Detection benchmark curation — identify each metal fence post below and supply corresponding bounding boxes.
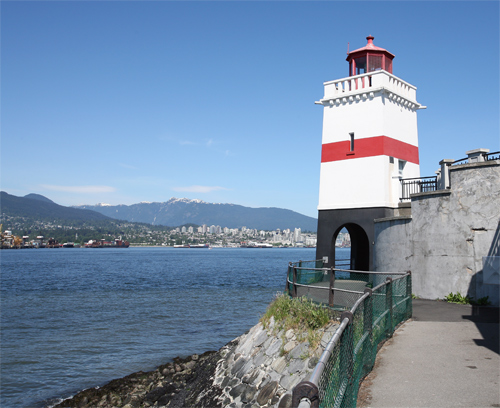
[406,271,412,319]
[293,266,298,298]
[385,277,393,337]
[286,263,292,295]
[363,288,373,339]
[329,266,336,307]
[340,311,354,385]
[363,289,374,373]
[292,381,319,408]
[363,288,373,330]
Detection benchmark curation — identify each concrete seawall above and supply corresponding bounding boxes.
[213,317,338,407]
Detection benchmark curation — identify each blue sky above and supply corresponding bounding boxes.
[2,1,499,218]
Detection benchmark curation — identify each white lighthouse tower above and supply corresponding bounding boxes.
[315,36,425,270]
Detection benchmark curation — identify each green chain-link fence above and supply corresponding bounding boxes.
[286,260,409,312]
[290,262,412,408]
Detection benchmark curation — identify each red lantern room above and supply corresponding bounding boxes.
[347,35,395,76]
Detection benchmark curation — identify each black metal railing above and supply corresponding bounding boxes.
[453,151,500,165]
[335,258,351,269]
[452,157,468,166]
[400,176,437,201]
[486,151,500,161]
[399,150,498,202]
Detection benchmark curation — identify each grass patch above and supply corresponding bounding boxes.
[445,292,491,306]
[472,296,491,306]
[445,292,472,304]
[260,293,331,352]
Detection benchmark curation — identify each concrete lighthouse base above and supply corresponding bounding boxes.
[316,206,396,271]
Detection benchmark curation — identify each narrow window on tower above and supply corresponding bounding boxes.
[349,133,355,151]
[398,160,406,178]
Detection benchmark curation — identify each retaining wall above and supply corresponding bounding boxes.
[374,161,500,306]
[213,317,339,408]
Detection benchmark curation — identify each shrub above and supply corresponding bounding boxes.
[445,292,492,306]
[472,296,491,306]
[445,292,472,304]
[260,293,331,351]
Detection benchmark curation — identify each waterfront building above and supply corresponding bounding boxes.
[294,228,302,243]
[305,235,317,247]
[315,36,425,270]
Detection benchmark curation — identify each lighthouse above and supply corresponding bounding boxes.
[315,36,425,270]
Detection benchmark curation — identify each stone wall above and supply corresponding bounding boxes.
[53,318,339,408]
[374,160,500,306]
[213,317,338,408]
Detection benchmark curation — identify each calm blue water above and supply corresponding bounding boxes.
[0,247,346,408]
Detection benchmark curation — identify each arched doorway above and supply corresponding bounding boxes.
[330,223,370,271]
[316,207,394,271]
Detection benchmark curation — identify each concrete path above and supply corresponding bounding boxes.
[358,299,500,408]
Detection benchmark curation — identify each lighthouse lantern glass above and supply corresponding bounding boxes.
[354,57,366,75]
[369,55,383,72]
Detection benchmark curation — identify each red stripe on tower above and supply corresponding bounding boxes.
[321,136,419,164]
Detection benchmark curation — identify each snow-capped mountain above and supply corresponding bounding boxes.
[75,197,317,231]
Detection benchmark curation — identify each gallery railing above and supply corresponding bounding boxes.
[400,176,437,201]
[400,150,500,201]
[486,151,500,161]
[452,151,500,165]
[286,262,412,408]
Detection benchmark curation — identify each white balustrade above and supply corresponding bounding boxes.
[323,71,417,103]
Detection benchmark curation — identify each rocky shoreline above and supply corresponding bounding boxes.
[52,349,227,408]
[52,317,339,408]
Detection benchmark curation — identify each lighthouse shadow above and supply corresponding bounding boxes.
[464,221,500,354]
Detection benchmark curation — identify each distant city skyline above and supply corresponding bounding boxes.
[2,1,498,218]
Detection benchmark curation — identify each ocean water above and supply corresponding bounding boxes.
[0,247,351,408]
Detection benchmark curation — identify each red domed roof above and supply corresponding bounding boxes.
[347,36,395,59]
[346,36,395,75]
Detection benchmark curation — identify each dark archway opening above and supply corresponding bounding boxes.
[330,223,370,272]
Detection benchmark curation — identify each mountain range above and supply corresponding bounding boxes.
[76,198,318,231]
[1,192,317,231]
[1,191,112,222]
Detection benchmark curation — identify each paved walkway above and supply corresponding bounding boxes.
[358,299,500,408]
